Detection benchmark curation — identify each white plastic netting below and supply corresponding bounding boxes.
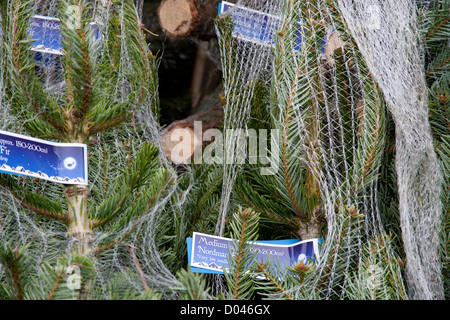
[216,0,389,300]
[215,1,281,237]
[0,0,445,300]
[0,0,183,298]
[336,0,444,300]
[215,0,444,300]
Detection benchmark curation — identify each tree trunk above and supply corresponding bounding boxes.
[157,0,219,40]
[298,217,321,240]
[65,185,93,256]
[161,86,224,164]
[190,40,222,113]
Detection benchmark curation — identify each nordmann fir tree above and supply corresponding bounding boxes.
[0,0,447,301]
[224,0,386,241]
[216,0,408,300]
[0,0,173,299]
[211,0,447,301]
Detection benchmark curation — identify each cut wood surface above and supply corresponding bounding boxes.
[158,0,219,40]
[161,86,224,163]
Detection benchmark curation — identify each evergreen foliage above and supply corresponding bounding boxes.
[0,0,173,299]
[0,0,448,300]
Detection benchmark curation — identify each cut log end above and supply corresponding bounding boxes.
[158,0,200,38]
[161,85,224,165]
[161,124,201,164]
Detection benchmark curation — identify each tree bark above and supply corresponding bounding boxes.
[298,217,322,240]
[190,41,222,113]
[157,0,219,40]
[161,86,224,163]
[324,30,345,67]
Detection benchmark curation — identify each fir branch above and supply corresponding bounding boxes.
[223,208,260,300]
[425,16,450,42]
[343,233,407,300]
[233,177,301,231]
[87,109,130,136]
[316,209,364,298]
[92,216,140,255]
[255,262,294,300]
[125,244,149,291]
[93,168,173,253]
[59,0,97,140]
[3,0,65,138]
[24,254,96,300]
[269,0,324,236]
[427,55,450,78]
[273,1,310,220]
[89,142,163,227]
[46,267,65,300]
[0,174,66,222]
[172,268,211,300]
[0,243,33,300]
[192,168,222,223]
[279,62,307,219]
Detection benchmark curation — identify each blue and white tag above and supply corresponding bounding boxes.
[29,15,100,56]
[218,1,281,47]
[218,1,302,49]
[0,130,88,185]
[29,15,64,55]
[188,232,321,274]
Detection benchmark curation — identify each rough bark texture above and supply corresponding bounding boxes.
[190,41,222,113]
[298,217,322,240]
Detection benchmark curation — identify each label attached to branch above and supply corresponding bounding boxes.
[29,16,64,55]
[187,232,321,275]
[0,130,88,185]
[218,1,302,49]
[29,15,100,56]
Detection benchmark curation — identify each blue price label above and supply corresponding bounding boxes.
[0,130,88,185]
[188,232,321,275]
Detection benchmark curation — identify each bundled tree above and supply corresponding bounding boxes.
[216,0,401,300]
[213,0,447,300]
[0,0,174,299]
[0,0,448,301]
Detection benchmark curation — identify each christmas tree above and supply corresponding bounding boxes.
[0,0,448,301]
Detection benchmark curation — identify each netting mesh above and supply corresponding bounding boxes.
[215,2,281,237]
[217,0,386,300]
[0,0,446,300]
[336,0,444,300]
[215,0,444,300]
[0,0,183,299]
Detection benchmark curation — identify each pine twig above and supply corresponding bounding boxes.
[256,262,294,300]
[125,244,149,291]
